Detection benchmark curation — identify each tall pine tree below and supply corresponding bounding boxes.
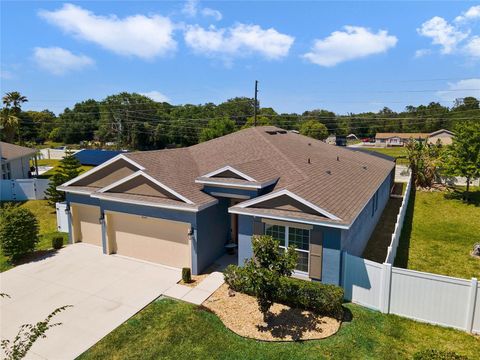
[45,150,81,207]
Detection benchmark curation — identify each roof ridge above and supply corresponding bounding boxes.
[256,129,309,182]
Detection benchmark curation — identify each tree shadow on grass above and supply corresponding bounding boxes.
[444,187,480,207]
[393,187,416,268]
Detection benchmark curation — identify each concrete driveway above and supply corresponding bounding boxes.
[0,243,181,360]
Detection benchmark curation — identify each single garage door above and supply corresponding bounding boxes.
[107,212,191,268]
[71,203,102,246]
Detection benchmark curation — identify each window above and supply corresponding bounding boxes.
[371,191,379,217]
[1,163,11,180]
[265,223,310,273]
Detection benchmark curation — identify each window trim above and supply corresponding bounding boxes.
[265,223,310,276]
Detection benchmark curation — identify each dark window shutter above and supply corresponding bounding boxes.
[309,227,323,280]
[252,218,264,235]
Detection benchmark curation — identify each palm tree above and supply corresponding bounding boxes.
[2,91,28,111]
[1,91,27,142]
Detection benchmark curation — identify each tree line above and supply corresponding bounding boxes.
[1,91,479,150]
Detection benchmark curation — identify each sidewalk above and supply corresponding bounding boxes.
[163,271,224,305]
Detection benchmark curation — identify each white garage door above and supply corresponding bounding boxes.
[72,203,102,247]
[106,212,191,268]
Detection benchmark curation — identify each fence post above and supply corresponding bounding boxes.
[380,262,392,313]
[465,277,478,333]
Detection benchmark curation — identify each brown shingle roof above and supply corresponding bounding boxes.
[0,142,36,160]
[120,126,394,225]
[375,132,429,140]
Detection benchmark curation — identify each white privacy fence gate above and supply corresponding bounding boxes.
[0,179,50,201]
[342,253,479,334]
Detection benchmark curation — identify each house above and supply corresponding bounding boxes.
[375,133,429,147]
[58,127,395,285]
[0,141,37,179]
[427,129,455,145]
[74,149,127,166]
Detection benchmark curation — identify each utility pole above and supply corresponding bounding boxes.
[253,80,258,127]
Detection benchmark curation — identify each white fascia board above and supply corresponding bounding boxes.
[235,189,341,221]
[97,170,194,205]
[195,179,261,189]
[62,154,144,187]
[56,187,94,195]
[202,165,256,182]
[91,193,200,213]
[195,178,277,190]
[228,208,350,230]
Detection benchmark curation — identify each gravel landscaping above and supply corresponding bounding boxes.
[203,284,340,341]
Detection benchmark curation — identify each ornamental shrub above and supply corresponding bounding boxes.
[0,206,39,261]
[51,236,64,250]
[182,267,192,283]
[413,349,469,360]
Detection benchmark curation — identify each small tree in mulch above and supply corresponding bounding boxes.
[243,235,297,321]
[0,206,39,262]
[45,150,82,207]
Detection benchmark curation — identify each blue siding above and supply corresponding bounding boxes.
[67,193,100,207]
[341,171,393,256]
[238,215,254,265]
[195,198,230,274]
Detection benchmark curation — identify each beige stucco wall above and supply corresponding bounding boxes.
[71,203,102,246]
[106,211,191,268]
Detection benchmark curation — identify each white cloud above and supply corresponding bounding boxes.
[202,8,222,21]
[0,69,13,79]
[184,24,294,60]
[182,0,198,17]
[414,48,431,58]
[33,47,94,75]
[454,5,480,23]
[141,91,170,103]
[302,26,397,67]
[437,78,480,102]
[182,0,222,21]
[417,16,469,54]
[465,36,480,58]
[39,3,176,60]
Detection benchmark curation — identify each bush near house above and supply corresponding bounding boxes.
[224,264,344,318]
[0,206,39,262]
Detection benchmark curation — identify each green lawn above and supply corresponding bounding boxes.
[78,298,479,360]
[0,200,67,272]
[395,187,480,279]
[363,147,409,165]
[35,159,93,179]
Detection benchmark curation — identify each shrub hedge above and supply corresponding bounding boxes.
[224,264,344,318]
[51,236,64,250]
[413,349,469,360]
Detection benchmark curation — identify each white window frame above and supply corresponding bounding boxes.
[264,223,310,276]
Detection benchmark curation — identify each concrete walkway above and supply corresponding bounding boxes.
[164,272,224,305]
[0,244,181,360]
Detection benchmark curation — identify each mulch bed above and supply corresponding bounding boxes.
[203,284,341,341]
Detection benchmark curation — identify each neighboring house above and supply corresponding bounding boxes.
[375,133,429,147]
[427,129,455,145]
[58,127,394,285]
[74,149,127,166]
[0,141,37,179]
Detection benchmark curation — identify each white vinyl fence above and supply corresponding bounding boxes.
[385,174,412,264]
[343,172,479,334]
[55,202,69,233]
[342,253,479,334]
[0,179,50,201]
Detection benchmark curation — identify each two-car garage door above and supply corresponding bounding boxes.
[71,204,191,269]
[106,212,191,269]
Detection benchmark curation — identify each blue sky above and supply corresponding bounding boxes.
[1,1,479,115]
